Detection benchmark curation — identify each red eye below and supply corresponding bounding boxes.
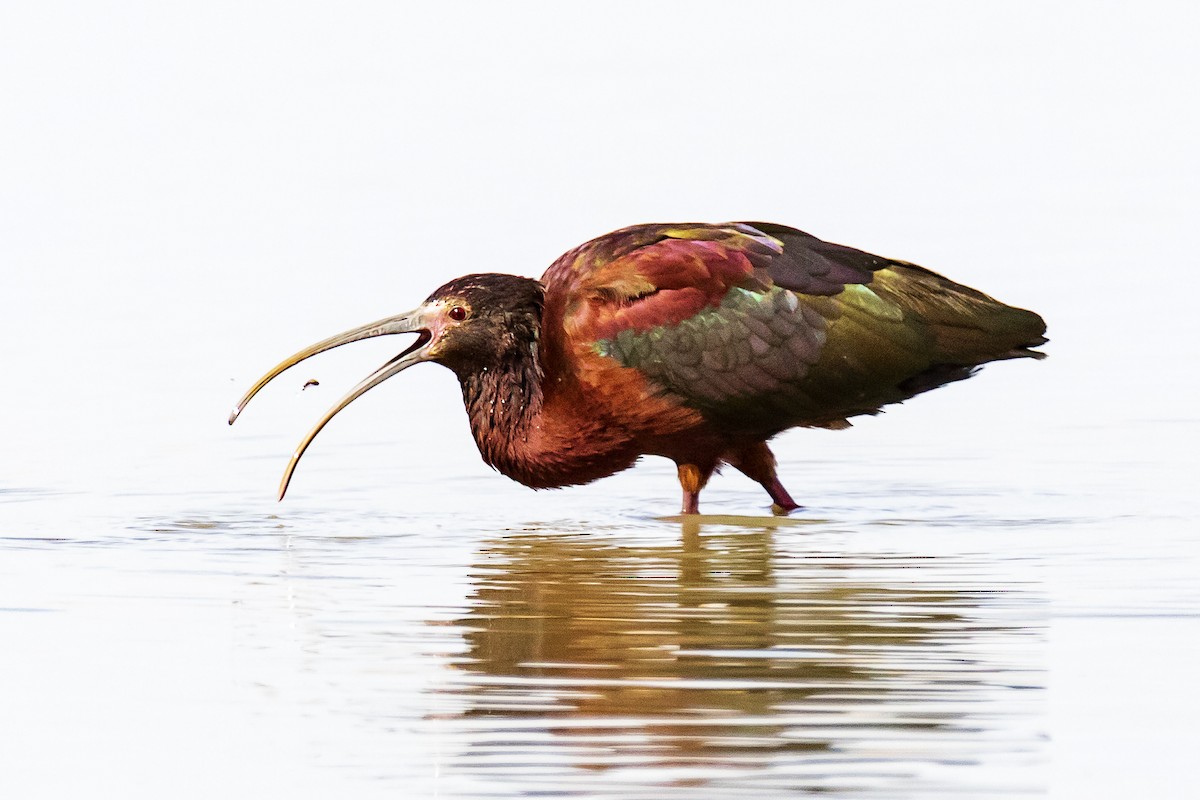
[448,306,468,321]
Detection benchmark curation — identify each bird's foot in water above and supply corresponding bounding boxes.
[678,464,710,515]
[770,501,802,517]
[765,477,801,516]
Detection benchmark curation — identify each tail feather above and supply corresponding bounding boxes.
[872,263,1048,366]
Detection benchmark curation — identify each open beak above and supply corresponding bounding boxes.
[228,305,436,500]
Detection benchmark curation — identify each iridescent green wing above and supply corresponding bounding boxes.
[557,222,1045,434]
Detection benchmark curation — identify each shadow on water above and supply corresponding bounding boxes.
[437,518,1045,797]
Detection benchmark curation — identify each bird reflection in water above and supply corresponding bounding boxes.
[437,521,1043,792]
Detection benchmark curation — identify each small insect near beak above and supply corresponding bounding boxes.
[228,304,440,499]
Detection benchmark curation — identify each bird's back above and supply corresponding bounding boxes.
[542,222,1046,438]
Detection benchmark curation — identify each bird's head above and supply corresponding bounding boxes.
[418,274,545,378]
[228,272,544,498]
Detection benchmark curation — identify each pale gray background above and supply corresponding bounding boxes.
[2,2,1197,798]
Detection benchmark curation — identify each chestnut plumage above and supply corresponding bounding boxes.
[229,222,1046,514]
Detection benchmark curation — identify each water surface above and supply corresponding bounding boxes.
[4,418,1195,799]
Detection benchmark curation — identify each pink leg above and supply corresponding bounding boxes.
[764,476,801,515]
[677,462,713,515]
[727,442,803,515]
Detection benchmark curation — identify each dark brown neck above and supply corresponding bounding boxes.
[456,341,546,477]
[455,347,640,490]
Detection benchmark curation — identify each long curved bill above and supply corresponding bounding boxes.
[228,307,435,500]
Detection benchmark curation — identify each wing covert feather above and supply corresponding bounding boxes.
[541,221,1045,435]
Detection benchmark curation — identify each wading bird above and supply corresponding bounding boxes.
[229,222,1046,514]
